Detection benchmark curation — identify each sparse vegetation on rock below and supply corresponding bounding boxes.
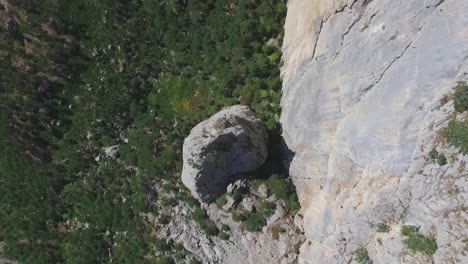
[401,226,437,256]
[453,82,468,112]
[354,248,370,264]
[191,208,219,237]
[263,174,300,212]
[245,202,277,232]
[444,120,468,154]
[428,148,448,165]
[376,223,391,233]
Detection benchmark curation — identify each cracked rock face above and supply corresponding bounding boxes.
[182,105,268,203]
[281,0,468,263]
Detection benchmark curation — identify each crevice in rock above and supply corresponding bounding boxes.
[357,41,412,101]
[314,1,359,60]
[433,0,446,9]
[349,0,361,10]
[332,12,365,61]
[311,20,324,60]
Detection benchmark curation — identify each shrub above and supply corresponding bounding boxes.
[219,232,230,240]
[158,214,170,225]
[268,52,280,63]
[354,248,370,264]
[178,192,200,208]
[245,212,265,232]
[161,196,178,207]
[189,258,201,264]
[376,223,390,233]
[437,153,447,165]
[172,243,187,260]
[261,44,274,55]
[445,120,468,154]
[216,194,228,208]
[429,148,439,160]
[401,226,437,255]
[191,208,206,223]
[221,224,230,232]
[219,226,230,240]
[428,149,448,165]
[245,202,277,232]
[232,212,247,222]
[454,82,468,112]
[230,188,243,202]
[154,239,171,252]
[191,208,219,236]
[258,201,276,216]
[264,174,300,212]
[154,256,175,264]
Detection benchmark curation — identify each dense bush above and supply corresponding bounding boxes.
[245,202,276,232]
[191,208,219,236]
[0,0,288,262]
[264,174,300,212]
[401,226,437,255]
[444,120,468,154]
[454,82,468,112]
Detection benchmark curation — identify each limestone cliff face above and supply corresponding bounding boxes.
[281,0,468,263]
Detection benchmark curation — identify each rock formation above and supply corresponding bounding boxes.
[281,0,468,263]
[182,105,268,203]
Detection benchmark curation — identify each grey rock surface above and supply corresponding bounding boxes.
[182,105,268,203]
[281,0,468,263]
[151,183,305,264]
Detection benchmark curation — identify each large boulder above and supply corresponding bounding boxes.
[182,105,268,203]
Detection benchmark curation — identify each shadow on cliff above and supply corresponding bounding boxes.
[252,126,295,180]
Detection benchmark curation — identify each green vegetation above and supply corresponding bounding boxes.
[219,224,231,240]
[428,149,448,165]
[245,202,277,232]
[437,153,447,165]
[441,82,468,156]
[463,238,468,248]
[354,248,370,264]
[376,223,391,233]
[445,120,468,154]
[263,174,300,212]
[216,194,229,208]
[191,208,219,237]
[401,226,437,255]
[232,212,248,223]
[0,0,289,262]
[453,82,468,112]
[271,225,287,240]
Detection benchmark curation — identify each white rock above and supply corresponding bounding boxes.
[241,197,256,212]
[103,145,119,159]
[277,237,289,256]
[257,184,269,198]
[182,105,268,202]
[281,0,468,263]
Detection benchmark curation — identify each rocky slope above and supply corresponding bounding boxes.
[280,0,468,263]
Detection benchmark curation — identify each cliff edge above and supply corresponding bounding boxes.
[281,0,468,263]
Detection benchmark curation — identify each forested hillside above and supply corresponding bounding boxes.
[0,0,288,263]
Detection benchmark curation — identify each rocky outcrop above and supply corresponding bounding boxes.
[155,178,305,264]
[182,105,268,203]
[281,0,468,263]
